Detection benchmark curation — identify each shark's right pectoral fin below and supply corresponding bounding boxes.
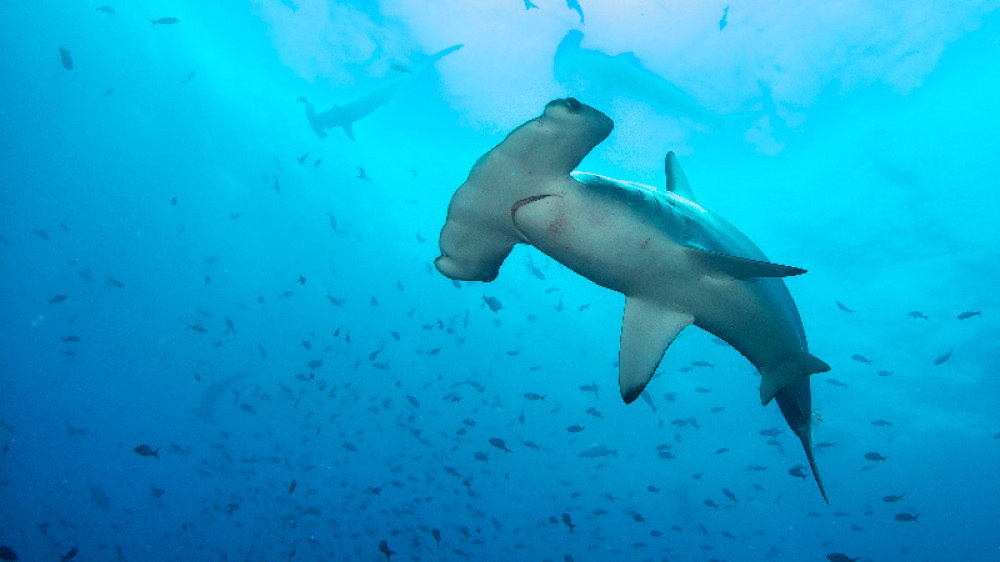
[619,298,694,403]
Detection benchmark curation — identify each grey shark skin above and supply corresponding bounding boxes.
[554,31,723,130]
[299,44,462,140]
[436,98,830,502]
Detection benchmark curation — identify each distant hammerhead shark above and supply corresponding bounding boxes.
[298,44,462,140]
[554,31,724,129]
[435,98,830,502]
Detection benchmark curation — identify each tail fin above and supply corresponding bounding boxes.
[775,377,829,504]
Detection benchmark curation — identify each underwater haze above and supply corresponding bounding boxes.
[1,1,999,561]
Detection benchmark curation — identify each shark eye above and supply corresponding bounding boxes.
[565,97,581,111]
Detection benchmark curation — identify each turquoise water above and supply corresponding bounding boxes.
[1,1,998,560]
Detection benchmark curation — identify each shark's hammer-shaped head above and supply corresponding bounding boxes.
[435,98,612,282]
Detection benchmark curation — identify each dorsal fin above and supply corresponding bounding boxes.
[665,151,696,203]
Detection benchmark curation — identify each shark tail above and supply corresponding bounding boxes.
[801,435,828,504]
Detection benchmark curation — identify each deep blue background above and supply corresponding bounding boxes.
[1,1,998,560]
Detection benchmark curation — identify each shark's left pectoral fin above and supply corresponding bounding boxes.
[619,298,694,404]
[688,248,806,279]
[342,123,356,141]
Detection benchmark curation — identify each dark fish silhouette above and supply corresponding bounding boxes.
[150,17,180,25]
[907,310,929,320]
[566,424,584,433]
[957,310,981,319]
[0,546,17,561]
[933,349,952,365]
[378,539,395,561]
[835,301,854,313]
[96,6,115,14]
[482,294,503,312]
[851,354,872,364]
[826,554,860,562]
[894,512,919,522]
[719,5,729,30]
[49,294,68,304]
[882,493,905,502]
[288,479,296,494]
[58,46,73,70]
[523,392,546,401]
[431,528,441,545]
[133,444,160,458]
[864,452,887,462]
[489,437,511,453]
[60,547,79,561]
[561,512,576,532]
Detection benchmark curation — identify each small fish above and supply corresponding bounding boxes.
[107,276,125,288]
[647,485,660,493]
[288,479,296,495]
[746,465,767,472]
[49,294,68,304]
[187,324,207,334]
[957,310,981,320]
[133,444,160,458]
[566,424,584,433]
[835,301,854,313]
[578,382,598,398]
[297,152,309,165]
[61,335,81,343]
[826,554,860,562]
[405,395,420,408]
[561,512,576,533]
[933,349,952,365]
[378,539,396,561]
[907,310,929,320]
[719,4,729,31]
[882,493,905,503]
[578,444,617,458]
[722,488,738,503]
[150,17,180,26]
[585,406,603,420]
[703,499,719,510]
[60,546,79,561]
[489,437,511,453]
[482,294,503,312]
[871,420,893,427]
[389,62,412,73]
[851,354,872,364]
[297,274,306,285]
[356,166,368,180]
[826,378,848,388]
[864,452,888,462]
[894,512,919,523]
[473,451,489,462]
[58,46,74,70]
[788,465,808,479]
[96,6,115,14]
[523,392,546,401]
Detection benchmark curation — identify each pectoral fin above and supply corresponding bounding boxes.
[688,248,806,278]
[619,298,693,403]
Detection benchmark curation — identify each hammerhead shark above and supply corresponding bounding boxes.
[435,98,830,502]
[298,44,462,140]
[554,31,724,129]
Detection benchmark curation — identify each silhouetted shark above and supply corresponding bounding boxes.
[299,44,462,140]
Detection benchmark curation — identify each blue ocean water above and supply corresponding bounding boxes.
[1,1,999,560]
